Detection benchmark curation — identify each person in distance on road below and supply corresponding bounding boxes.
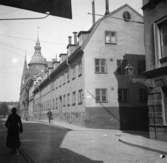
[5,107,23,154]
[47,110,53,124]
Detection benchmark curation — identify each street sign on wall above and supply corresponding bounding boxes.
[0,0,72,19]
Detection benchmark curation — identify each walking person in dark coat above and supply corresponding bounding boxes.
[47,110,53,124]
[5,107,23,154]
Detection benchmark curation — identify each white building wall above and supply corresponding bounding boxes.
[84,6,145,107]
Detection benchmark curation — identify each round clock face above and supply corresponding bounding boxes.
[123,11,131,22]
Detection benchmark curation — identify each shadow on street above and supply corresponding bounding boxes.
[21,123,103,163]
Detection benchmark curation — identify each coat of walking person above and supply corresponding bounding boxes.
[5,107,23,154]
[47,110,53,124]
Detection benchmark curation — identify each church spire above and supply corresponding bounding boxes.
[20,53,29,90]
[34,35,41,56]
[23,53,28,74]
[24,54,27,69]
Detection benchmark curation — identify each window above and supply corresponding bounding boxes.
[63,95,66,107]
[149,105,163,125]
[148,92,163,125]
[67,69,70,82]
[95,59,107,73]
[159,19,167,59]
[154,18,167,63]
[67,93,70,106]
[95,88,107,103]
[53,99,55,110]
[63,73,66,85]
[137,60,145,75]
[78,61,82,76]
[72,66,76,80]
[59,77,61,87]
[122,11,131,22]
[139,88,147,103]
[72,91,76,105]
[56,98,58,109]
[118,88,128,102]
[78,89,83,105]
[105,31,117,44]
[117,59,127,75]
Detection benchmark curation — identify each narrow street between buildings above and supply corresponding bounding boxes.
[0,119,167,163]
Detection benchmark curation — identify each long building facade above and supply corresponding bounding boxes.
[142,0,167,140]
[24,4,148,131]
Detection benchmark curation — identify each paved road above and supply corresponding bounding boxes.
[0,119,166,163]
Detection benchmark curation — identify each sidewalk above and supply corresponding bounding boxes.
[118,134,167,155]
[28,119,167,155]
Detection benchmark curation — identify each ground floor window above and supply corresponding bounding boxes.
[95,88,107,103]
[72,91,76,105]
[78,89,83,105]
[148,92,163,125]
[118,88,128,103]
[149,105,163,125]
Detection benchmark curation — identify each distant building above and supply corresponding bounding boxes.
[0,101,19,111]
[27,4,147,130]
[19,36,49,120]
[142,0,167,140]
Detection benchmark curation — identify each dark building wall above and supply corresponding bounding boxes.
[143,1,167,70]
[84,106,148,131]
[143,0,167,141]
[84,107,120,129]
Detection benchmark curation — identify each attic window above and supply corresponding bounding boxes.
[105,31,117,44]
[123,11,131,22]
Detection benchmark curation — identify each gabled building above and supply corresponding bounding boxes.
[142,0,167,140]
[30,4,148,130]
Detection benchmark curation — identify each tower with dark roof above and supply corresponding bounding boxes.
[19,36,47,119]
[28,37,47,76]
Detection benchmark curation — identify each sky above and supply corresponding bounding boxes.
[0,0,143,102]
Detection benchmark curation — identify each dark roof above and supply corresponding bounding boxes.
[142,0,163,10]
[78,31,91,37]
[59,53,67,57]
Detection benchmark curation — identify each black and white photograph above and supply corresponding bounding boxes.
[0,0,167,162]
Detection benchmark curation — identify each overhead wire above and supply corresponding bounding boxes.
[0,33,66,45]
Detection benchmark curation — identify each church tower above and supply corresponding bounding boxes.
[20,55,29,91]
[19,55,30,119]
[28,36,47,76]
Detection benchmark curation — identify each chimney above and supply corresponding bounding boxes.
[52,58,60,69]
[105,0,109,15]
[68,36,72,45]
[59,53,67,63]
[73,32,77,45]
[92,0,95,25]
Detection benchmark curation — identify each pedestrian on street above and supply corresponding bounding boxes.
[47,110,53,124]
[5,107,23,154]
